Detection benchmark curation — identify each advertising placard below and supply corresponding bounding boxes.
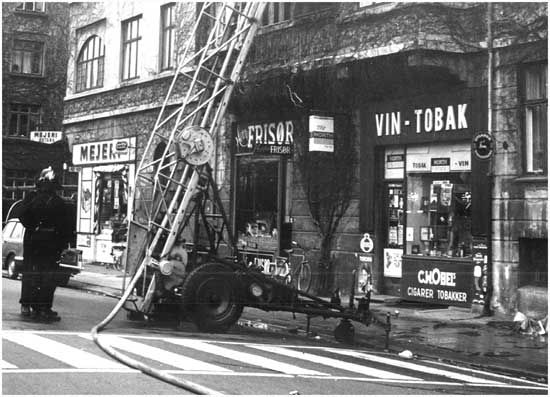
[401,256,474,307]
[309,115,334,152]
[383,248,402,278]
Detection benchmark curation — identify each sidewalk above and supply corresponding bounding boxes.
[69,264,548,383]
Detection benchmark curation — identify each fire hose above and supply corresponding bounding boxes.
[90,261,221,395]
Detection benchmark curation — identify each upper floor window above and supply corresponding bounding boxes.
[261,3,334,26]
[76,35,105,92]
[121,16,142,81]
[16,2,45,12]
[160,3,176,71]
[7,104,41,137]
[522,62,547,174]
[262,2,292,25]
[11,40,44,75]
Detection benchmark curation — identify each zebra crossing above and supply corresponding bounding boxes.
[2,330,547,391]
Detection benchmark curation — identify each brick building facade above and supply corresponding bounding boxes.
[63,2,547,318]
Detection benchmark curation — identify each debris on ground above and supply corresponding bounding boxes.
[513,312,547,336]
[398,350,414,359]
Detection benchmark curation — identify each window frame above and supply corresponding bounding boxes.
[160,3,176,71]
[11,39,44,76]
[76,35,105,92]
[121,15,142,81]
[15,2,45,13]
[7,103,41,137]
[520,61,548,176]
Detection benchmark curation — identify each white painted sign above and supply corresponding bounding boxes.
[375,103,469,137]
[360,233,374,253]
[309,115,334,152]
[73,137,136,166]
[30,131,62,144]
[406,142,471,173]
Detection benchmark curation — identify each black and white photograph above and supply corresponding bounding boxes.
[2,2,548,395]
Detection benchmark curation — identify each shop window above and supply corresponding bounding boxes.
[7,104,41,137]
[76,35,105,92]
[519,238,548,287]
[11,40,44,75]
[16,2,45,12]
[160,3,176,71]
[522,62,547,175]
[95,172,128,233]
[121,15,142,81]
[406,173,472,258]
[236,157,280,251]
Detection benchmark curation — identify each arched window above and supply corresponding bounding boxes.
[76,35,105,92]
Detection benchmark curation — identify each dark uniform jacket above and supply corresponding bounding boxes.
[19,190,71,271]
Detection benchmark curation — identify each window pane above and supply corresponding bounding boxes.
[525,64,547,100]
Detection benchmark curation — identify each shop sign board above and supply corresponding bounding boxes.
[365,89,484,146]
[401,257,474,307]
[73,137,136,165]
[309,115,334,152]
[30,130,62,144]
[236,120,294,155]
[406,142,471,173]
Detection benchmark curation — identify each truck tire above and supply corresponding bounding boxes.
[181,262,243,333]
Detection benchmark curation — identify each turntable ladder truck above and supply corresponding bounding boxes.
[123,1,382,343]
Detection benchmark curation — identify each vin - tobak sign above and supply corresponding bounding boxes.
[401,257,474,307]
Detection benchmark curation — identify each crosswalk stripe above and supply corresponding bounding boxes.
[2,359,18,369]
[80,334,231,372]
[322,348,504,385]
[248,345,420,380]
[2,332,127,369]
[164,338,327,376]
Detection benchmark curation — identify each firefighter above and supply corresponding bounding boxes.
[18,166,72,321]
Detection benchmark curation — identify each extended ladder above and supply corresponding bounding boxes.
[125,3,266,308]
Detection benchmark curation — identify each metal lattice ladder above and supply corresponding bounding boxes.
[124,2,266,311]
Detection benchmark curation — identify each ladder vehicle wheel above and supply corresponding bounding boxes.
[181,262,243,333]
[296,263,312,293]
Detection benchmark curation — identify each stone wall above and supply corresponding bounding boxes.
[491,36,548,315]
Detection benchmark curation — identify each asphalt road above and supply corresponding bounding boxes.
[2,277,547,395]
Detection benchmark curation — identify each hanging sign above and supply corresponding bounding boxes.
[309,115,334,152]
[30,131,62,144]
[359,233,374,253]
[472,132,494,160]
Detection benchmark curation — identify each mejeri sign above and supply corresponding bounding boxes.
[73,137,136,165]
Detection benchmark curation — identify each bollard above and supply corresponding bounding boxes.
[384,312,391,351]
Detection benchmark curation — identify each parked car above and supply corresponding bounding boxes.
[2,218,82,286]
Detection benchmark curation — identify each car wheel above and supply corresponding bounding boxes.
[6,256,18,280]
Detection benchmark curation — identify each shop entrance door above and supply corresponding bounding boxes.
[381,182,404,295]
